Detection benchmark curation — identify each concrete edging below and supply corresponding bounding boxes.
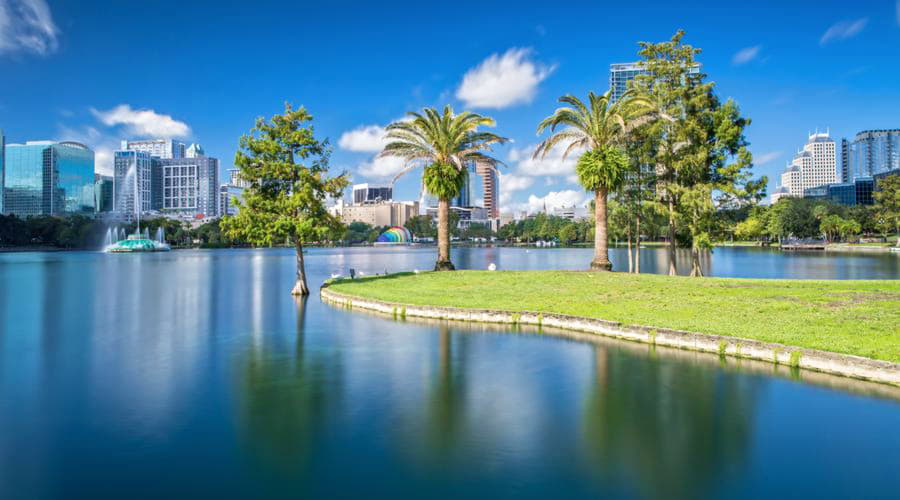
[320,284,900,387]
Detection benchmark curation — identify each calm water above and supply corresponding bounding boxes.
[0,246,898,499]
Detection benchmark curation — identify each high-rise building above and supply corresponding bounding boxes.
[341,201,419,227]
[185,143,204,158]
[352,183,392,204]
[846,129,900,181]
[228,169,251,188]
[121,138,186,159]
[776,131,837,199]
[451,163,474,208]
[114,150,156,216]
[609,61,701,102]
[3,141,95,217]
[159,155,219,217]
[94,174,114,212]
[840,138,850,183]
[475,162,499,219]
[219,184,243,217]
[609,63,646,103]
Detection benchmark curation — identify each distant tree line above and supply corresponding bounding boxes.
[0,214,244,250]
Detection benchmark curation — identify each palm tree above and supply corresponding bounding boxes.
[379,106,508,271]
[535,90,654,271]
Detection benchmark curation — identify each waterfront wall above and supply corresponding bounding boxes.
[320,285,900,387]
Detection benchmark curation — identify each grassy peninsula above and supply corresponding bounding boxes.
[328,271,900,363]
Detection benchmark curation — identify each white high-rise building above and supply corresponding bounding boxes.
[776,131,837,199]
[122,139,186,159]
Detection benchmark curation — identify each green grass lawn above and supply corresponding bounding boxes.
[329,271,900,363]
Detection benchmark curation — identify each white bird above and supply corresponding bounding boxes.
[330,273,342,279]
[358,271,366,276]
[488,263,497,271]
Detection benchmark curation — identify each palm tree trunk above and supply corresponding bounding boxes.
[291,239,309,295]
[667,196,677,276]
[626,228,633,273]
[435,198,455,271]
[590,188,612,271]
[635,211,641,274]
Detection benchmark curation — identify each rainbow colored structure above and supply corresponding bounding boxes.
[375,226,412,244]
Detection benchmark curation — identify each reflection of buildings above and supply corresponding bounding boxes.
[3,140,96,217]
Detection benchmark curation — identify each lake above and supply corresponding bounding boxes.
[0,246,898,499]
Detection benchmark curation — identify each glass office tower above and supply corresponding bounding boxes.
[609,61,701,102]
[848,130,900,181]
[3,141,95,217]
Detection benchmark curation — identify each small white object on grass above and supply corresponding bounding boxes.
[330,273,342,279]
[488,263,497,271]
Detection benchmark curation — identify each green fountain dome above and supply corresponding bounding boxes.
[105,233,171,253]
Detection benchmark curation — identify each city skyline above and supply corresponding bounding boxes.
[2,1,900,213]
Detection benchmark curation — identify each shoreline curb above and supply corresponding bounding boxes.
[320,284,900,387]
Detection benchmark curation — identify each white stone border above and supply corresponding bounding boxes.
[321,284,900,387]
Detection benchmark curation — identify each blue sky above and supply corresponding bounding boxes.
[2,0,899,213]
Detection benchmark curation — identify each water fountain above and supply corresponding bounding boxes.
[103,163,171,253]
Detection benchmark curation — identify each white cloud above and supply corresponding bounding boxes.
[507,142,584,177]
[732,45,761,65]
[356,156,408,180]
[338,124,387,152]
[456,47,554,109]
[497,172,534,209]
[0,0,58,56]
[754,151,782,166]
[521,190,589,215]
[820,18,868,45]
[90,104,191,138]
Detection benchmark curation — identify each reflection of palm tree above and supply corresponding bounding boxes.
[580,344,760,499]
[421,324,468,460]
[234,296,342,470]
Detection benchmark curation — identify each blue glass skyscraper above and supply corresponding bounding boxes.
[847,130,900,181]
[3,141,95,217]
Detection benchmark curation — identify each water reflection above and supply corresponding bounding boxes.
[411,325,470,464]
[0,248,897,498]
[234,296,342,470]
[580,345,760,498]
